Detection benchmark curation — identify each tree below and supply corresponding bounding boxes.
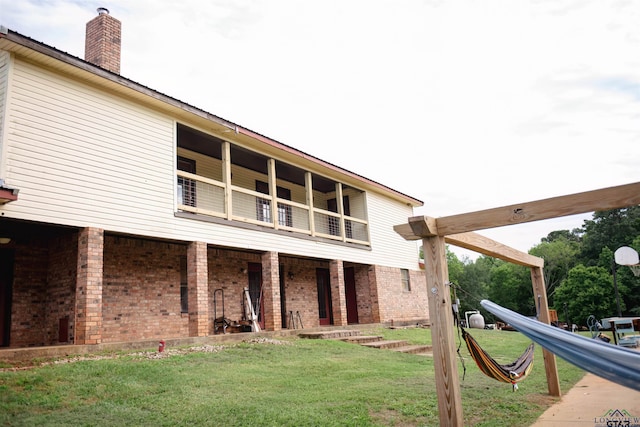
[529,236,580,305]
[486,261,533,316]
[553,265,619,325]
[446,246,465,286]
[541,228,582,244]
[579,207,640,265]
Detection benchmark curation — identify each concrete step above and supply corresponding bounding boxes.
[360,340,408,350]
[341,335,384,344]
[392,344,433,355]
[298,330,362,340]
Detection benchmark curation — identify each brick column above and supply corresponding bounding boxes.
[368,265,382,323]
[261,251,281,331]
[330,259,348,326]
[187,241,209,337]
[75,227,104,345]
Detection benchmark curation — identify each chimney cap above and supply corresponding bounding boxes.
[97,7,110,15]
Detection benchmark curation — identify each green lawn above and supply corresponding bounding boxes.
[0,328,584,426]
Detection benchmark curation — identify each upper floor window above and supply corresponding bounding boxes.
[177,157,196,207]
[256,181,292,227]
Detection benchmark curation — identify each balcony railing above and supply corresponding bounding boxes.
[176,171,369,245]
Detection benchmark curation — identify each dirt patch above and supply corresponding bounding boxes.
[0,338,292,371]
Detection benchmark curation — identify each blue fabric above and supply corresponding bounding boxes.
[481,300,640,392]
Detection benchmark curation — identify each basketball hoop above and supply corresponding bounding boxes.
[630,264,640,277]
[615,246,640,266]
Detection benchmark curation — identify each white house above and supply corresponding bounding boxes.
[0,10,427,349]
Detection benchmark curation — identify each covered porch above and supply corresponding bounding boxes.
[0,218,422,350]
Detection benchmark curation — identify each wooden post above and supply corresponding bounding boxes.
[423,235,463,426]
[530,266,561,396]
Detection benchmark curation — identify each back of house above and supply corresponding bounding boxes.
[0,10,427,349]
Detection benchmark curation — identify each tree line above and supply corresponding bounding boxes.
[444,206,640,327]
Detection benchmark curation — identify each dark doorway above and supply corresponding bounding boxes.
[0,250,14,347]
[316,268,332,326]
[344,267,359,324]
[248,263,265,330]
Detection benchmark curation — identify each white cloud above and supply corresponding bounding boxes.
[2,0,639,259]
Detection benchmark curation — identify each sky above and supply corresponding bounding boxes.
[2,0,639,260]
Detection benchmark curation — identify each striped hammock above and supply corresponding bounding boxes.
[481,299,640,392]
[462,327,535,391]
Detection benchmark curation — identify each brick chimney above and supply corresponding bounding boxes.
[84,7,121,74]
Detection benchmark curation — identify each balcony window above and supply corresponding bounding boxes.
[256,181,292,227]
[177,157,196,207]
[175,123,370,245]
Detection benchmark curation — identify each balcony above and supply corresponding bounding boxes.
[175,124,370,246]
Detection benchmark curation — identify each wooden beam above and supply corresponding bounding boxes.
[423,235,463,426]
[434,182,640,236]
[392,222,421,241]
[530,266,561,397]
[393,215,438,240]
[445,232,544,268]
[410,215,438,237]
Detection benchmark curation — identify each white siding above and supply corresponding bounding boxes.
[4,59,175,233]
[0,51,10,173]
[366,191,420,269]
[2,58,420,270]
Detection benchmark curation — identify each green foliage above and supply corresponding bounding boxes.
[529,237,580,305]
[447,207,640,323]
[553,265,619,323]
[579,206,640,265]
[487,262,534,316]
[447,246,465,285]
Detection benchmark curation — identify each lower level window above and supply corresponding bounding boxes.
[401,269,411,292]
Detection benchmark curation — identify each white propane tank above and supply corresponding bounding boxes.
[469,312,485,329]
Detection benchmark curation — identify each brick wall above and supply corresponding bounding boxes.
[353,264,375,324]
[207,248,262,332]
[6,233,79,348]
[102,235,188,342]
[6,230,428,348]
[45,233,78,345]
[9,242,48,347]
[279,257,333,329]
[371,265,429,325]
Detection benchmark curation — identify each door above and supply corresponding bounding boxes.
[0,250,14,347]
[344,267,359,324]
[316,268,332,326]
[248,263,265,330]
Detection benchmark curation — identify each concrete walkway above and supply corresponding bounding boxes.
[530,373,640,426]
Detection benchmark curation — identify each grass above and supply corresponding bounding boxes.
[0,328,585,426]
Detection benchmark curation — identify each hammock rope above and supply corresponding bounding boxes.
[451,284,535,391]
[461,328,535,391]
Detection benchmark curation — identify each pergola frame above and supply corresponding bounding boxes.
[394,181,640,426]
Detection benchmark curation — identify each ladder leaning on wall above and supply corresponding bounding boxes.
[243,287,261,332]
